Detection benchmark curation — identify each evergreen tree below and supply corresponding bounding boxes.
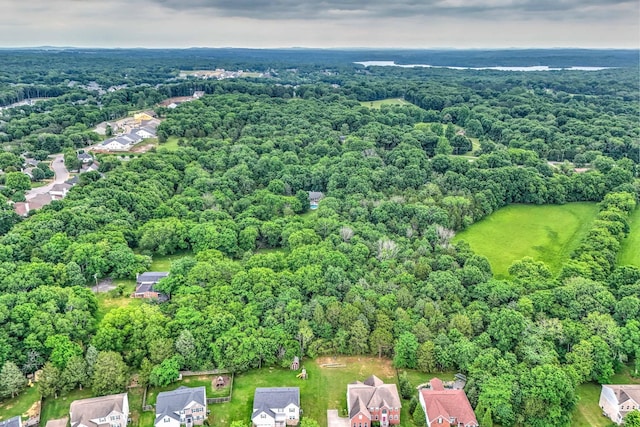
[0,361,26,398]
[481,408,494,427]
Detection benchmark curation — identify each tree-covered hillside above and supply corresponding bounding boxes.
[0,50,638,426]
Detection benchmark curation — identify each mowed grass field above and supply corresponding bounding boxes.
[360,98,412,109]
[618,207,640,267]
[454,203,599,277]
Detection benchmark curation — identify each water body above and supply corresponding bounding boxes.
[354,61,611,71]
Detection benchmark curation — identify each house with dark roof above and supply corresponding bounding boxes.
[0,416,22,427]
[308,191,324,210]
[347,375,401,427]
[600,384,640,425]
[155,386,207,427]
[69,393,129,427]
[78,153,93,164]
[132,272,169,301]
[418,378,478,427]
[252,387,300,427]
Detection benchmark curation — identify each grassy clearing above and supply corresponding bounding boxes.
[209,356,448,427]
[618,207,640,267]
[0,385,40,421]
[158,136,181,152]
[360,98,411,109]
[454,203,599,277]
[149,250,193,271]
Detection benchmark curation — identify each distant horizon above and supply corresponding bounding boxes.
[0,46,638,51]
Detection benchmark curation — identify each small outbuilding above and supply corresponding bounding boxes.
[290,356,299,371]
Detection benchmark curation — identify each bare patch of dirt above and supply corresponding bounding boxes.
[91,278,116,293]
[25,400,40,418]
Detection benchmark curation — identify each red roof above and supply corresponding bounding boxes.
[420,379,478,427]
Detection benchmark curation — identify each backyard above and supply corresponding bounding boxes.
[618,206,640,267]
[209,356,452,427]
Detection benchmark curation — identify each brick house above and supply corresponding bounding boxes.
[418,378,478,427]
[347,375,402,427]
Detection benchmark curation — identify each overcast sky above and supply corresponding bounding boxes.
[1,0,638,48]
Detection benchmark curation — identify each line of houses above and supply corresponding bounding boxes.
[97,113,160,152]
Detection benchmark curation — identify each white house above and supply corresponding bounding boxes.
[70,393,129,427]
[600,384,640,425]
[134,127,155,139]
[252,388,300,427]
[101,137,132,151]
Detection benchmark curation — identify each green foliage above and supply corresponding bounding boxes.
[481,408,494,427]
[412,400,426,427]
[398,371,412,399]
[91,351,128,395]
[149,357,181,387]
[625,410,640,427]
[38,362,61,398]
[393,333,419,369]
[0,361,26,399]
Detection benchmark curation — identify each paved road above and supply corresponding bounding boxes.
[25,153,69,201]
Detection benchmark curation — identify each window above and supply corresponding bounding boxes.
[164,417,170,423]
[290,408,295,412]
[261,414,267,419]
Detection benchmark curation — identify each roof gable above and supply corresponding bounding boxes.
[155,386,206,424]
[252,387,300,419]
[420,384,478,427]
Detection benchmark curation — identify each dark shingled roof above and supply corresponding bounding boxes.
[137,272,169,284]
[155,386,206,424]
[0,416,21,427]
[252,387,300,419]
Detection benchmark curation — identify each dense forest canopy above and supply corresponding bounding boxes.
[0,48,638,427]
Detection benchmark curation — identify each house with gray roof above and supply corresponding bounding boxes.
[252,387,300,427]
[0,416,22,427]
[69,393,129,427]
[155,386,207,427]
[132,272,170,301]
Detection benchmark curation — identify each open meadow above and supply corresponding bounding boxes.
[618,207,640,267]
[453,203,599,277]
[360,98,412,109]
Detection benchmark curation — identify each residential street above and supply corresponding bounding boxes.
[25,153,69,201]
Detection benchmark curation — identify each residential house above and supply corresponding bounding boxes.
[77,153,93,164]
[0,416,22,427]
[50,183,72,199]
[347,375,402,427]
[252,387,300,427]
[45,418,68,427]
[132,272,170,300]
[600,384,640,425]
[69,393,129,427]
[155,386,207,427]
[308,191,324,209]
[134,127,155,139]
[14,193,54,216]
[100,137,133,151]
[418,378,478,427]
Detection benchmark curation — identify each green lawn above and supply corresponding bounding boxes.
[158,136,181,152]
[146,375,231,406]
[453,203,599,277]
[209,356,447,427]
[618,207,640,267]
[149,251,193,271]
[360,98,412,109]
[0,385,40,422]
[40,388,93,425]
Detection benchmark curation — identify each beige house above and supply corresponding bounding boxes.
[599,384,640,425]
[347,375,402,427]
[70,393,129,427]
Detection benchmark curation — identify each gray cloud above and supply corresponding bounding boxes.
[148,0,639,20]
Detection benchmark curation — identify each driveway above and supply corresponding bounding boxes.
[25,153,69,201]
[327,410,350,427]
